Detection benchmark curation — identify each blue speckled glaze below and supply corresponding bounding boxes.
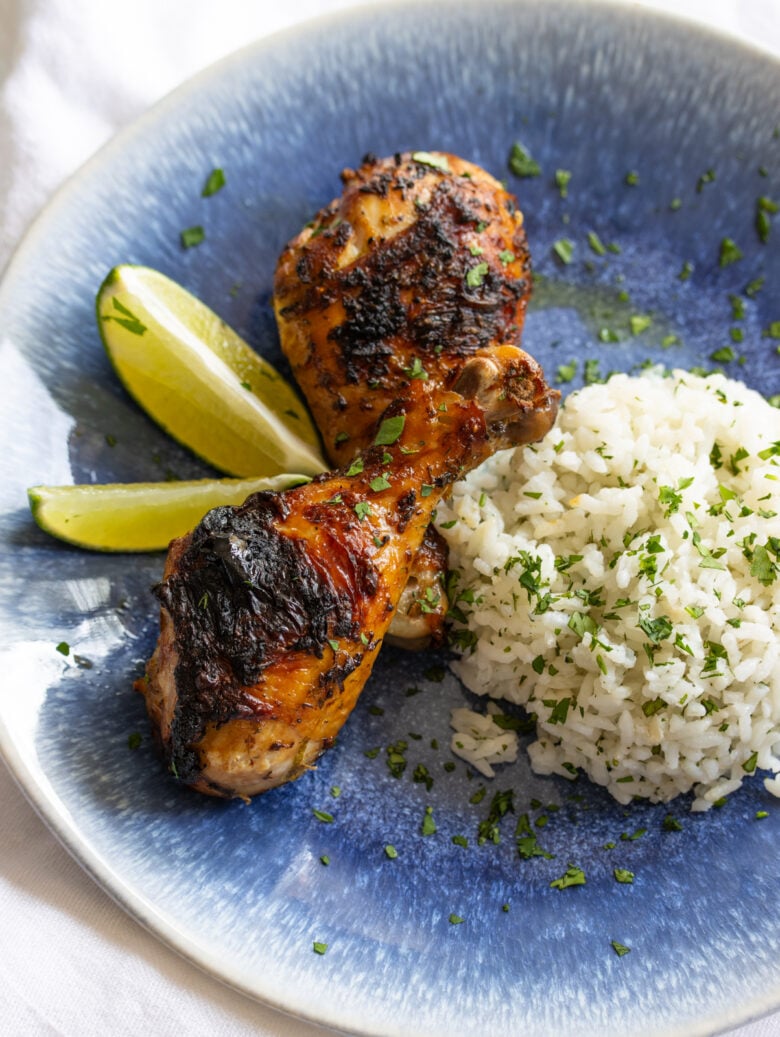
[2,2,780,1034]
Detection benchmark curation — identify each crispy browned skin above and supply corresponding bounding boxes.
[138,344,558,799]
[273,151,539,645]
[274,151,533,463]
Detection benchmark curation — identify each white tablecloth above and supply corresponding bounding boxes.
[1,1,779,1034]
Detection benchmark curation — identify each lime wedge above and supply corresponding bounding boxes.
[28,474,309,552]
[96,265,326,477]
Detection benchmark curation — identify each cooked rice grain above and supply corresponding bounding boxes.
[439,369,780,810]
[449,703,520,778]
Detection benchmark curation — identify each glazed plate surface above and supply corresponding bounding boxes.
[1,2,780,1034]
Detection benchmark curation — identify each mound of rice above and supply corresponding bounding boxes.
[438,368,780,811]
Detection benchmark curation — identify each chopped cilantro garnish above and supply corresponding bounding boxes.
[477,789,515,845]
[555,169,572,197]
[354,501,372,521]
[404,357,429,381]
[642,697,666,717]
[312,941,328,955]
[385,740,407,777]
[412,762,433,792]
[202,167,226,196]
[556,360,577,383]
[730,293,746,320]
[692,532,726,570]
[629,314,652,335]
[313,809,334,823]
[546,697,572,725]
[719,237,743,267]
[508,141,541,178]
[702,641,728,675]
[550,864,586,889]
[620,827,646,841]
[611,940,631,957]
[758,441,780,460]
[658,485,683,515]
[466,261,489,287]
[743,751,759,774]
[757,196,778,243]
[374,415,405,446]
[180,225,205,248]
[104,297,147,336]
[637,615,672,644]
[584,359,603,384]
[552,238,575,265]
[696,169,716,192]
[614,868,634,884]
[346,457,364,476]
[568,611,598,639]
[56,641,70,656]
[421,806,437,836]
[369,475,391,492]
[711,345,735,363]
[449,913,465,925]
[750,543,777,585]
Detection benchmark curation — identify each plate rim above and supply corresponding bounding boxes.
[2,1,780,1034]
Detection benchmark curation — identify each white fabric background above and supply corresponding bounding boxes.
[1,1,779,1034]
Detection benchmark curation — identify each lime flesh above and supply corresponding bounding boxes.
[28,474,309,552]
[96,265,326,477]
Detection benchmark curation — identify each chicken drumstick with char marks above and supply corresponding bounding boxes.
[274,151,540,648]
[138,344,558,799]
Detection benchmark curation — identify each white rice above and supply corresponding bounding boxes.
[438,368,780,811]
[449,702,519,778]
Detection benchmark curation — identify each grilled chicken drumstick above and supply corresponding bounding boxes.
[138,344,558,798]
[274,151,536,648]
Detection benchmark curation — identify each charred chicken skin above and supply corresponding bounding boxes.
[274,151,538,647]
[138,344,558,799]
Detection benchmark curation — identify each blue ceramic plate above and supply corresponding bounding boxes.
[2,2,780,1034]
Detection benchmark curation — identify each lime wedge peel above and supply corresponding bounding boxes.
[28,474,310,553]
[97,265,327,478]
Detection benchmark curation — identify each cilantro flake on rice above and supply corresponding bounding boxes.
[440,368,780,811]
